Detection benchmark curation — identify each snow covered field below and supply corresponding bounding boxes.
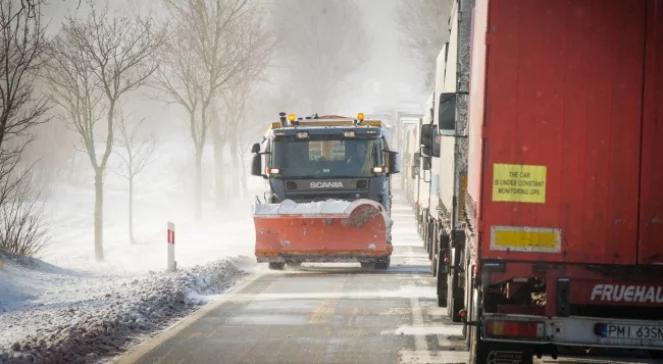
[0,137,262,363]
[0,256,252,363]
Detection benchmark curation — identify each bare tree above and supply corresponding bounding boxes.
[396,0,452,89]
[44,5,161,261]
[0,184,47,257]
[155,0,265,218]
[213,4,274,204]
[0,0,49,257]
[115,111,154,245]
[271,0,369,113]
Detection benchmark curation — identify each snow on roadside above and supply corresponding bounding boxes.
[0,254,253,364]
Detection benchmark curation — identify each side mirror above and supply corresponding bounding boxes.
[423,156,432,171]
[251,154,262,176]
[388,151,400,174]
[438,92,457,132]
[420,124,440,158]
[251,142,261,154]
[432,133,440,158]
[420,124,433,156]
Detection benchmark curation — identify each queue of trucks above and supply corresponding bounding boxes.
[403,0,663,362]
[248,0,663,361]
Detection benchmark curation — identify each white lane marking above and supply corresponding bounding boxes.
[400,350,468,364]
[410,295,432,362]
[211,286,437,302]
[383,325,463,336]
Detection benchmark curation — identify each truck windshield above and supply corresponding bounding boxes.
[271,138,384,178]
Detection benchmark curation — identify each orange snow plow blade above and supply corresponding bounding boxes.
[253,199,392,263]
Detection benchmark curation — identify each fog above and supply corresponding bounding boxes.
[0,0,449,271]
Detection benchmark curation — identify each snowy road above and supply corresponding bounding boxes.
[117,201,470,364]
[113,199,659,364]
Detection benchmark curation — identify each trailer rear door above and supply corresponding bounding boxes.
[639,0,663,265]
[481,0,646,264]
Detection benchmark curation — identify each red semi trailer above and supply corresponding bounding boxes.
[432,0,663,362]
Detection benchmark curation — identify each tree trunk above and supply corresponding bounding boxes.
[212,109,227,208]
[229,138,238,197]
[129,175,135,244]
[213,134,225,207]
[230,131,244,197]
[194,150,203,220]
[94,170,104,261]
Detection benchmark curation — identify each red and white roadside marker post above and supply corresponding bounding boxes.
[167,222,177,272]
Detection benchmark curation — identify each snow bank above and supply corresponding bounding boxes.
[0,255,250,364]
[253,199,353,216]
[253,198,389,216]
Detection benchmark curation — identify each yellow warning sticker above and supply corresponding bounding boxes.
[491,226,561,253]
[492,163,547,203]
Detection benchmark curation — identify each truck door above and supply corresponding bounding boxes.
[638,0,663,265]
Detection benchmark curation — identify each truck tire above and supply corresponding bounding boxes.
[436,254,448,307]
[375,257,390,270]
[268,262,285,270]
[449,271,464,322]
[360,262,376,269]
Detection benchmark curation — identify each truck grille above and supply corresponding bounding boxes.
[284,192,369,202]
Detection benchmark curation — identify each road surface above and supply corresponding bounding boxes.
[118,200,468,364]
[117,197,660,364]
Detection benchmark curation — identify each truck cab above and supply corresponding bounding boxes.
[251,114,399,212]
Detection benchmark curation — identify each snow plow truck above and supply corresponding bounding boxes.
[250,113,400,270]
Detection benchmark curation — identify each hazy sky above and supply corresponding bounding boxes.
[42,0,427,118]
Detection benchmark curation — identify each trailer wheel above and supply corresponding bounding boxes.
[449,271,464,322]
[436,255,448,307]
[375,257,390,270]
[360,262,376,270]
[427,223,435,260]
[268,262,285,270]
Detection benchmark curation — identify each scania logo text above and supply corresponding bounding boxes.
[309,181,344,189]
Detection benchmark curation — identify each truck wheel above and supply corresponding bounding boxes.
[431,252,438,277]
[449,271,464,322]
[375,257,390,270]
[268,262,285,270]
[436,261,448,307]
[360,262,376,269]
[428,224,435,260]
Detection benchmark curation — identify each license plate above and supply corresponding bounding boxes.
[595,323,663,340]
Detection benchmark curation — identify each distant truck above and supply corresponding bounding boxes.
[411,0,663,362]
[250,113,400,270]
